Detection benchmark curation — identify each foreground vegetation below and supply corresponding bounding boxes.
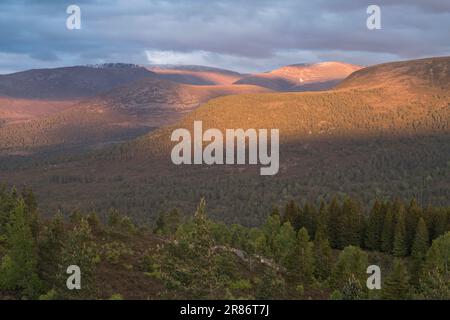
[0,185,448,300]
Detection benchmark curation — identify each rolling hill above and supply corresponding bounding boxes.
[0,77,271,151]
[1,57,449,226]
[234,62,361,91]
[147,65,243,85]
[0,63,156,100]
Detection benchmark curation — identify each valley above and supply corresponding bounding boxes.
[0,57,448,227]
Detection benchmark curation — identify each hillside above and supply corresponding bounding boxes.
[234,62,361,91]
[0,64,156,100]
[147,65,243,85]
[0,57,449,226]
[0,77,270,151]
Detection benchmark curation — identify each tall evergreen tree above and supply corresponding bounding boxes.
[381,206,394,253]
[411,217,430,282]
[331,245,368,291]
[0,199,42,298]
[393,207,408,257]
[405,199,422,253]
[328,197,342,249]
[286,228,314,284]
[382,259,411,300]
[341,197,363,247]
[365,199,384,251]
[419,232,450,299]
[283,200,300,231]
[313,228,332,281]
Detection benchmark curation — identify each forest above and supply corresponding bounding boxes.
[0,185,448,300]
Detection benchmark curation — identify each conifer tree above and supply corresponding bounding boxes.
[341,274,364,300]
[405,198,422,252]
[301,202,316,236]
[365,200,384,251]
[411,217,429,281]
[283,200,300,230]
[274,222,296,265]
[382,259,411,300]
[393,207,408,257]
[381,206,394,253]
[419,232,450,299]
[331,245,368,290]
[313,228,332,281]
[341,197,363,247]
[286,228,314,284]
[38,212,65,288]
[328,197,342,249]
[0,199,42,298]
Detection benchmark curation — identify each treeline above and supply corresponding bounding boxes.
[0,186,449,300]
[147,197,450,299]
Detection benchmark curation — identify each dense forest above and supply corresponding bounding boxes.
[0,185,448,300]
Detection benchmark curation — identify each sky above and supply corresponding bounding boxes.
[0,0,449,74]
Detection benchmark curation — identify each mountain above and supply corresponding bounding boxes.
[0,63,156,100]
[337,56,450,91]
[147,65,243,85]
[234,62,361,91]
[0,77,270,151]
[1,57,449,225]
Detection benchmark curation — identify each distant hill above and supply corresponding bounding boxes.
[0,77,270,150]
[338,56,450,91]
[0,64,156,100]
[234,62,361,91]
[147,65,243,85]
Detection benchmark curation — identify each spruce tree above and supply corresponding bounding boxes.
[382,259,411,300]
[419,232,450,299]
[365,200,384,251]
[286,227,314,284]
[313,228,332,281]
[405,199,422,253]
[341,197,363,247]
[393,207,408,257]
[331,245,368,290]
[381,207,394,253]
[328,197,342,249]
[411,217,429,282]
[0,199,42,298]
[283,200,300,230]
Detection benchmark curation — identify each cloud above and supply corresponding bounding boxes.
[0,0,449,73]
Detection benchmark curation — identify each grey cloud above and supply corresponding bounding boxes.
[0,0,449,73]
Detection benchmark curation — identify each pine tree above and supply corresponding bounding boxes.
[190,198,217,298]
[38,212,65,289]
[411,217,429,282]
[405,198,422,253]
[331,245,369,290]
[313,228,332,281]
[286,228,314,284]
[419,232,450,299]
[381,207,394,253]
[365,200,384,251]
[59,218,98,297]
[341,197,363,247]
[341,274,364,300]
[274,222,296,265]
[393,207,408,257]
[328,197,342,249]
[0,199,42,298]
[283,200,300,230]
[301,202,316,236]
[382,259,411,300]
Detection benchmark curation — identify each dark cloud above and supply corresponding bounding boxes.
[0,0,449,73]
